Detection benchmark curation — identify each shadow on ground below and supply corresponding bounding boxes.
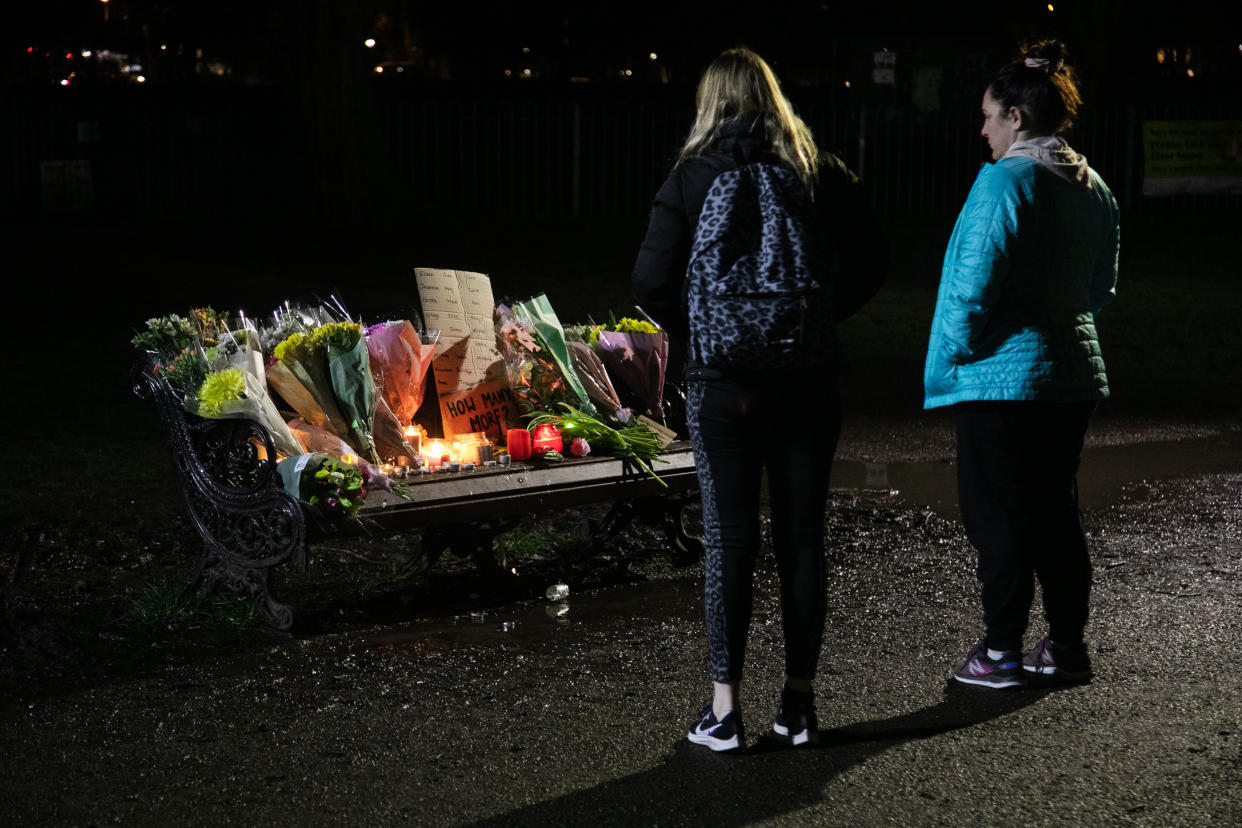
[466,682,1056,827]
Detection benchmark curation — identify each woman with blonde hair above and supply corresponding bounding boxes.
[633,46,885,751]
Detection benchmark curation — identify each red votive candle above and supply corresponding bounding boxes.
[531,423,562,455]
[506,427,533,461]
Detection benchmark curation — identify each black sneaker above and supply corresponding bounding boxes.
[687,701,743,752]
[952,640,1024,688]
[1023,637,1092,682]
[773,688,818,745]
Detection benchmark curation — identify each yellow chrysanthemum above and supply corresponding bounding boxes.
[311,322,362,351]
[273,332,311,364]
[612,317,659,334]
[197,368,246,417]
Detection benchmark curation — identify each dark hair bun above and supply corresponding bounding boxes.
[991,38,1082,134]
[1023,39,1069,74]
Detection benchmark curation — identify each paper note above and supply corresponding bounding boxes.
[415,268,505,397]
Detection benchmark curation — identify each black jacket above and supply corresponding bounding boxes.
[631,112,887,375]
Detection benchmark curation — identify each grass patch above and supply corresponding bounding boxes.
[352,555,429,598]
[127,583,262,629]
[493,520,580,565]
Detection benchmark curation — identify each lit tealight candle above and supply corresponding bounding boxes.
[420,439,450,469]
[532,423,562,455]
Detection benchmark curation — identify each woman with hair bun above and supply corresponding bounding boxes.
[924,40,1120,689]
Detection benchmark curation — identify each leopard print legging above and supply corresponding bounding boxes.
[685,373,841,683]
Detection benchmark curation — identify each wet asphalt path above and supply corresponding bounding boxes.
[2,422,1239,826]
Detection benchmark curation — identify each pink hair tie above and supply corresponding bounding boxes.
[1024,57,1051,71]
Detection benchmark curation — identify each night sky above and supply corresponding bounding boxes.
[7,0,1240,96]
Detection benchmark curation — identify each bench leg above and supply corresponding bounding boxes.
[661,494,705,564]
[192,548,295,631]
[421,518,524,580]
[592,495,703,564]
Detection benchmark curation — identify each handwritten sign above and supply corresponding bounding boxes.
[415,268,506,396]
[438,379,520,442]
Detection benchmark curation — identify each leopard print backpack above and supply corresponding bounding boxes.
[685,159,835,372]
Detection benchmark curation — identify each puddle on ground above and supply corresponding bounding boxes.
[833,431,1242,519]
[355,432,1242,657]
[358,577,702,656]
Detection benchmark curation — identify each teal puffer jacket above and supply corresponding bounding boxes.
[923,156,1119,409]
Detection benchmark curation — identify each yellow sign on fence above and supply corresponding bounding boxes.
[1142,121,1242,196]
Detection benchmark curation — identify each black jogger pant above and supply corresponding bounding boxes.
[955,400,1095,653]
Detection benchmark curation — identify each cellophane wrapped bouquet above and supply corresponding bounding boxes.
[562,325,629,424]
[132,307,303,461]
[133,299,419,522]
[364,319,438,464]
[276,452,370,520]
[494,293,598,418]
[132,307,230,399]
[262,302,381,465]
[588,316,669,423]
[257,300,419,516]
[494,297,669,481]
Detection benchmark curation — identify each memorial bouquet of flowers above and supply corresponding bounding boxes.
[495,294,597,419]
[365,319,438,426]
[312,320,378,464]
[263,304,381,464]
[588,316,669,422]
[563,326,629,423]
[267,327,349,441]
[131,307,232,398]
[276,452,368,518]
[363,319,437,464]
[193,363,305,460]
[133,308,305,459]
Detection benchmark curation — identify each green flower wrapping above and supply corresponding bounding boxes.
[313,322,378,463]
[267,330,353,446]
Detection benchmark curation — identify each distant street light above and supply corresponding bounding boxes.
[365,39,376,48]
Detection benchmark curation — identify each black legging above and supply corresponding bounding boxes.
[686,372,842,683]
[956,401,1095,652]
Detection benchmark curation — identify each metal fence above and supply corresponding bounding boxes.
[4,86,1238,222]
